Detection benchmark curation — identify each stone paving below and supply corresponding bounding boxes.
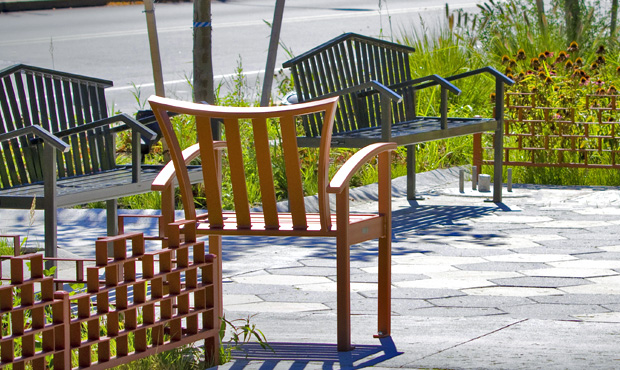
[3,167,620,369]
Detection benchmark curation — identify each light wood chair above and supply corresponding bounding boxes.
[148,95,396,351]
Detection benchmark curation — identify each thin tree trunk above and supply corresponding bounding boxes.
[193,0,218,139]
[193,0,215,105]
[612,0,619,39]
[564,0,582,44]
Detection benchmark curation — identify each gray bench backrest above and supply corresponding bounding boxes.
[283,33,416,137]
[0,64,116,189]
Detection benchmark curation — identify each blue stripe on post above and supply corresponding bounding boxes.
[193,22,211,28]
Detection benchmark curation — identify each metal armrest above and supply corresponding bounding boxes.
[0,125,70,152]
[414,66,515,91]
[55,113,157,141]
[371,74,462,97]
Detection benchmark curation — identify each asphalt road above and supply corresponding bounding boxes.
[0,0,481,114]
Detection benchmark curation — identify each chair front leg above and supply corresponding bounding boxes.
[336,188,353,352]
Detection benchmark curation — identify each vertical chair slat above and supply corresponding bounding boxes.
[15,73,38,183]
[45,76,68,178]
[81,84,100,173]
[63,80,82,176]
[280,114,307,229]
[73,81,92,174]
[90,84,107,171]
[53,78,75,177]
[252,117,279,228]
[0,79,17,187]
[325,48,345,128]
[337,42,355,132]
[222,117,251,228]
[196,116,224,226]
[291,65,312,137]
[3,75,30,184]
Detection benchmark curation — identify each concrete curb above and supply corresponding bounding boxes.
[0,0,189,12]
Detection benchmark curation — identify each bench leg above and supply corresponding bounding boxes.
[493,125,503,203]
[43,144,57,271]
[406,145,423,200]
[106,199,118,256]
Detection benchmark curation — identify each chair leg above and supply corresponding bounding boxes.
[209,235,223,319]
[336,236,353,352]
[375,234,391,338]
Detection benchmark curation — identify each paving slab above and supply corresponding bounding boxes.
[6,167,620,369]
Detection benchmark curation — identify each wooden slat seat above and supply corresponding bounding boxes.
[0,64,202,261]
[283,33,514,202]
[148,95,396,352]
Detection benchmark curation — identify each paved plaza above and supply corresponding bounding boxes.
[3,167,620,369]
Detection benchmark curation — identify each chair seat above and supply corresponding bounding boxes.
[194,212,386,243]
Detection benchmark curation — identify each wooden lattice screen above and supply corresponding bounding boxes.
[0,221,220,369]
[0,253,71,369]
[473,92,620,169]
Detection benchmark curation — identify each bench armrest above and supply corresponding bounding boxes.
[327,142,397,194]
[366,74,462,97]
[152,141,227,190]
[414,66,515,91]
[0,125,70,152]
[54,113,157,140]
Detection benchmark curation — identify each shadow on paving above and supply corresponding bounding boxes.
[227,337,401,370]
[214,202,503,263]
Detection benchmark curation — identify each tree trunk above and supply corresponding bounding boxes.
[193,0,219,139]
[193,0,215,105]
[612,0,619,39]
[564,0,582,44]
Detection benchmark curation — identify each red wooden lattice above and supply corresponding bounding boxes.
[473,92,620,169]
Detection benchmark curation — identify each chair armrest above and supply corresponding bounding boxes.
[0,125,70,152]
[327,142,397,194]
[54,113,158,141]
[152,141,227,190]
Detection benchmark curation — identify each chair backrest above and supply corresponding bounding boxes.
[149,96,340,231]
[283,33,415,136]
[0,64,116,189]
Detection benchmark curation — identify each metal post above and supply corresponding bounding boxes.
[493,79,505,203]
[43,143,57,271]
[507,168,513,192]
[260,0,286,107]
[459,169,464,193]
[472,165,477,190]
[144,0,165,97]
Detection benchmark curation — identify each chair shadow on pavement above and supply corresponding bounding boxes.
[226,337,401,370]
[214,202,503,265]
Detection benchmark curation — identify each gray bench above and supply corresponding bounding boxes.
[282,33,514,201]
[0,64,201,260]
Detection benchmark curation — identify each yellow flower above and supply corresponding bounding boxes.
[567,41,579,52]
[574,57,583,67]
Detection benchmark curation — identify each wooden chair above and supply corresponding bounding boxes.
[148,95,396,351]
[282,33,514,202]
